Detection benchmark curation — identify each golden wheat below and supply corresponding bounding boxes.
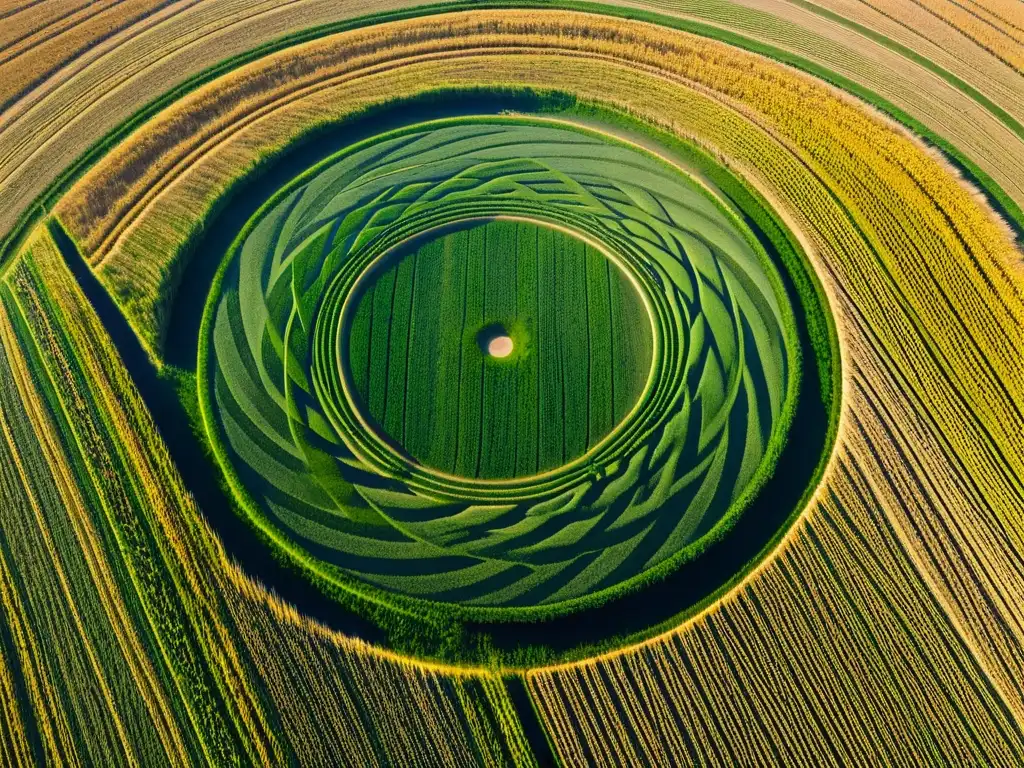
[810,0,1024,112]
[0,224,533,765]
[0,3,1021,765]
[50,11,1024,363]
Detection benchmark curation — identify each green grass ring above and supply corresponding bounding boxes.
[315,206,673,499]
[203,115,799,620]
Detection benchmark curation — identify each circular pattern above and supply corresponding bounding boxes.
[204,117,796,613]
[487,335,513,359]
[344,218,653,481]
[5,0,1020,756]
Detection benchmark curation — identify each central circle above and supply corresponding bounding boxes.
[487,335,513,358]
[345,218,653,480]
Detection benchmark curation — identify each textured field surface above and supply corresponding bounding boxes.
[0,226,532,765]
[0,0,187,114]
[206,116,789,611]
[0,1,1021,766]
[44,5,1024,358]
[348,219,652,479]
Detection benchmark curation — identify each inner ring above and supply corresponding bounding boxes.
[313,206,681,501]
[340,216,656,483]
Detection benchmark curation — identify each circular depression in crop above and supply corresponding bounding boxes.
[343,218,653,481]
[203,116,797,617]
[486,333,514,359]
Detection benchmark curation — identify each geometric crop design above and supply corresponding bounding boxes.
[204,118,795,611]
[346,218,654,481]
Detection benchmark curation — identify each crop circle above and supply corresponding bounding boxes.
[343,218,653,480]
[203,116,797,619]
[11,0,1021,756]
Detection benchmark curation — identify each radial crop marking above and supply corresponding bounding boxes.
[204,118,795,613]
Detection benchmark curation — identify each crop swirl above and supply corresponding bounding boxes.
[204,118,796,613]
[3,2,1020,763]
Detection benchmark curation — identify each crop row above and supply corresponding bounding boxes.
[348,219,651,479]
[0,224,532,764]
[3,0,1020,286]
[94,1,1010,750]
[0,2,1019,763]
[441,16,1024,766]
[45,7,1024,359]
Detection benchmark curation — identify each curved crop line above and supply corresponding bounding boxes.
[329,212,664,492]
[8,0,1023,277]
[199,115,806,638]
[200,115,802,623]
[4,3,1023,765]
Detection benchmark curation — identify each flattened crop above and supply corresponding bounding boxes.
[202,118,798,615]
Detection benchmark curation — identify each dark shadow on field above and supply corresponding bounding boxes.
[167,93,829,654]
[77,92,572,644]
[65,90,834,670]
[465,367,826,654]
[504,676,559,766]
[49,221,387,644]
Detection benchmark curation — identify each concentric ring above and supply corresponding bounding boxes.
[203,116,797,614]
[313,206,674,499]
[340,217,655,481]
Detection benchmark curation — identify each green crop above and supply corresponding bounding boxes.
[201,117,797,618]
[347,219,651,479]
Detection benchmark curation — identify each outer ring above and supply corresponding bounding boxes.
[198,112,809,633]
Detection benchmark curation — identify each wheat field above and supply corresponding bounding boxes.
[0,1,1021,765]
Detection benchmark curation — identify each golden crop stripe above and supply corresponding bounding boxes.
[0,299,96,766]
[533,483,1024,762]
[817,254,1024,710]
[0,287,154,765]
[223,551,526,763]
[816,475,1017,762]
[14,236,284,765]
[0,0,1020,252]
[1,4,1021,764]
[3,249,249,764]
[0,644,32,768]
[845,372,1024,713]
[37,246,291,762]
[55,9,1024,255]
[902,0,1024,69]
[0,283,191,767]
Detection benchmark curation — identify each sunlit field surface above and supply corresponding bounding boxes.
[0,0,1021,765]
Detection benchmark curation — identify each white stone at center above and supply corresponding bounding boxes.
[488,335,514,358]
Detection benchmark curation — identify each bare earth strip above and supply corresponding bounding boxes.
[808,0,1024,120]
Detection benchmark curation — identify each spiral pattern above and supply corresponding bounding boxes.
[206,118,794,610]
